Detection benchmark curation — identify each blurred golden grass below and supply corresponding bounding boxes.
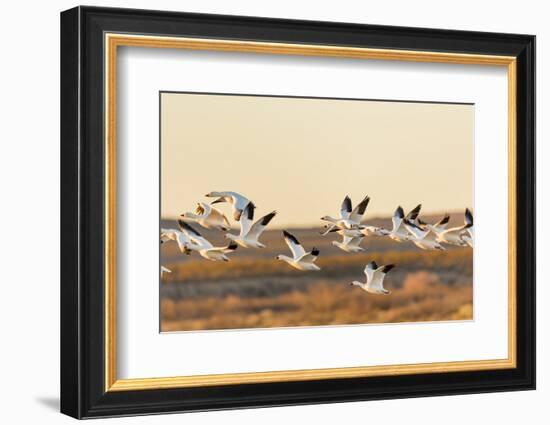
[161,270,473,332]
[162,247,472,283]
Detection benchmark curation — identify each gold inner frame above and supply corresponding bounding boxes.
[104,33,517,392]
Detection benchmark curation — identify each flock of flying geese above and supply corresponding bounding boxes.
[161,191,474,295]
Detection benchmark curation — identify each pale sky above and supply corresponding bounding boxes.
[161,92,473,228]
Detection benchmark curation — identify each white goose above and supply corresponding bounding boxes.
[180,202,231,231]
[320,224,364,238]
[160,228,193,255]
[360,225,391,237]
[276,230,321,271]
[403,219,446,250]
[387,205,417,242]
[178,220,238,261]
[205,191,251,221]
[435,209,473,246]
[225,202,277,248]
[332,235,365,253]
[321,195,370,230]
[350,261,395,295]
[160,265,171,278]
[322,223,389,237]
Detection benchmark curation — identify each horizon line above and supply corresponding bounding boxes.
[160,208,470,229]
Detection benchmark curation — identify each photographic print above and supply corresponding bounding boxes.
[160,92,474,332]
[61,8,535,417]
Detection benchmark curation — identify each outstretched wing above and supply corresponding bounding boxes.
[464,208,473,227]
[178,220,211,248]
[391,206,405,232]
[238,202,255,236]
[249,210,277,238]
[208,205,231,228]
[342,235,353,245]
[178,220,202,237]
[405,204,422,221]
[227,191,249,207]
[340,195,352,219]
[227,191,251,219]
[298,247,320,264]
[379,264,395,274]
[350,195,370,223]
[209,241,239,253]
[283,230,306,259]
[368,264,395,291]
[346,236,364,248]
[363,261,378,282]
[434,214,450,230]
[463,209,474,240]
[222,241,239,253]
[443,210,473,238]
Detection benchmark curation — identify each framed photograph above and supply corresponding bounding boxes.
[60,6,535,419]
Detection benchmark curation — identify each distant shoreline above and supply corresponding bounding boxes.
[160,209,469,230]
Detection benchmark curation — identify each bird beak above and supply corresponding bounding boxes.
[211,199,222,204]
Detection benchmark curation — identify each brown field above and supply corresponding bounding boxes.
[160,213,473,332]
[161,271,473,331]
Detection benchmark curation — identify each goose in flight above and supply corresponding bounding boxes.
[360,226,391,237]
[178,220,238,261]
[276,230,321,271]
[350,261,395,295]
[160,265,171,278]
[160,228,193,255]
[403,219,446,250]
[320,224,364,237]
[387,205,416,242]
[332,235,365,253]
[321,223,389,237]
[225,202,277,248]
[204,191,251,221]
[180,202,230,231]
[435,209,473,247]
[321,195,370,230]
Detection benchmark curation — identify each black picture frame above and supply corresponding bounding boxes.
[61,5,535,419]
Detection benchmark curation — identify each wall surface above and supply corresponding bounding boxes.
[0,0,545,423]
